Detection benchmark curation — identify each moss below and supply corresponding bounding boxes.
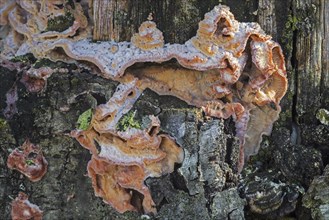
[10,54,75,70]
[76,109,93,130]
[33,58,55,68]
[10,53,74,71]
[117,111,141,132]
[33,58,76,69]
[286,15,299,31]
[10,53,36,64]
[25,159,35,166]
[46,11,74,32]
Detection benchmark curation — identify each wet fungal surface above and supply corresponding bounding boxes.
[1,1,287,215]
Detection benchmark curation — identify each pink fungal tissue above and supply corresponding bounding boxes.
[11,192,43,220]
[7,139,48,182]
[1,1,287,215]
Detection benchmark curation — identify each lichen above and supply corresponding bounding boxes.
[303,165,329,220]
[282,15,300,55]
[76,108,93,131]
[316,109,329,126]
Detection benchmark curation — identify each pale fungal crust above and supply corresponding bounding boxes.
[7,140,48,182]
[11,192,43,220]
[0,0,16,26]
[1,2,288,214]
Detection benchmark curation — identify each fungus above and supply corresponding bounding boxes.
[73,111,183,213]
[0,0,15,26]
[71,82,183,214]
[86,134,183,214]
[11,192,43,220]
[1,0,88,60]
[131,15,164,50]
[239,171,301,217]
[7,140,48,182]
[20,66,68,93]
[126,64,233,106]
[191,4,239,56]
[2,2,288,214]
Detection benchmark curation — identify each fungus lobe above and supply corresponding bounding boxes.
[7,140,48,182]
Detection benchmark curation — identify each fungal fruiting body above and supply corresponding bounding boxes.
[7,140,48,182]
[11,192,43,220]
[71,81,184,213]
[1,2,287,214]
[131,17,164,50]
[20,66,68,93]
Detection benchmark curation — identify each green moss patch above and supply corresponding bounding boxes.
[117,111,141,132]
[76,109,93,130]
[25,159,35,166]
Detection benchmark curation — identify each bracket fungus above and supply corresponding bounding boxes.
[1,2,288,215]
[71,82,184,213]
[7,140,48,182]
[11,192,43,220]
